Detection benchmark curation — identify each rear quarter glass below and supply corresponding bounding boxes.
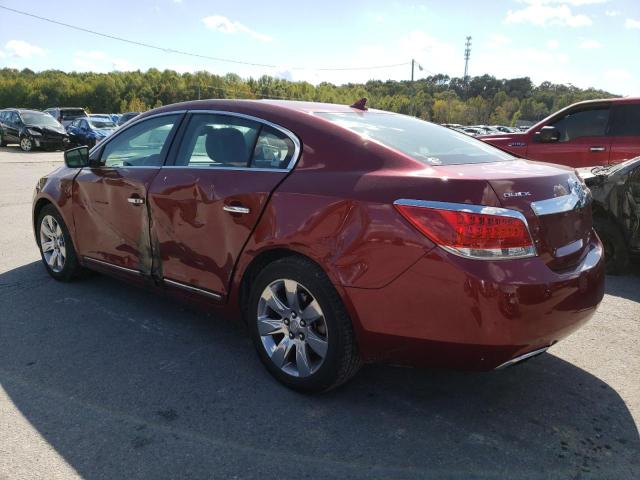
[315,112,514,166]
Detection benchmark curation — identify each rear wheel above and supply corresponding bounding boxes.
[37,205,82,281]
[247,256,361,392]
[594,217,629,275]
[0,131,6,147]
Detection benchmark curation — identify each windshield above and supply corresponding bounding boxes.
[61,109,87,120]
[89,119,116,129]
[20,112,61,127]
[316,112,513,166]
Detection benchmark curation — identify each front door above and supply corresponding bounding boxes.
[609,103,640,163]
[72,113,183,273]
[527,104,612,167]
[148,112,297,298]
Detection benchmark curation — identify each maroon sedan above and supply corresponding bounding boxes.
[33,100,605,392]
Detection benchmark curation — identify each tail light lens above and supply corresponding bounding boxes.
[394,200,536,260]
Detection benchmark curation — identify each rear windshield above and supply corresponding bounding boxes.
[61,109,87,120]
[316,112,513,166]
[89,118,116,129]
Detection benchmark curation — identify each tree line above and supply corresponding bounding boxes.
[0,68,616,125]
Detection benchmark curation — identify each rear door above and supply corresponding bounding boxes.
[148,112,298,299]
[526,104,612,167]
[5,112,21,142]
[609,103,640,163]
[73,113,183,274]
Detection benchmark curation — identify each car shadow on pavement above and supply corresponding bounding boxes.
[1,261,638,480]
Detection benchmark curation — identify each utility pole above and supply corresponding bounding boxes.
[411,58,415,83]
[197,84,201,100]
[409,59,423,116]
[463,36,472,83]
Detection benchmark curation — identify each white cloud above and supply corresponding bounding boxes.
[0,50,5,59]
[75,50,107,61]
[525,0,607,5]
[202,15,272,42]
[578,39,602,48]
[505,3,592,27]
[626,18,640,29]
[72,51,135,72]
[605,10,620,16]
[488,33,511,47]
[547,39,560,48]
[5,40,45,58]
[604,69,632,82]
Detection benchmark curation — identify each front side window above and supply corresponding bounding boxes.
[100,114,179,167]
[610,105,640,136]
[175,114,261,168]
[551,107,610,142]
[316,112,512,166]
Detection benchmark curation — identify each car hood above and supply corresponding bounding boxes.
[25,124,67,135]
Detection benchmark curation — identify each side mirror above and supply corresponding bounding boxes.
[64,146,90,168]
[536,125,560,143]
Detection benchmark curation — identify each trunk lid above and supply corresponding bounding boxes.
[436,160,593,270]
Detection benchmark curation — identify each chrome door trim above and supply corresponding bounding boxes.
[222,205,250,214]
[163,278,223,301]
[83,256,142,275]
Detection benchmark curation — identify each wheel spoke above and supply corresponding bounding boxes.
[257,315,285,336]
[56,251,64,270]
[47,216,56,233]
[41,240,55,252]
[305,330,328,358]
[295,342,312,377]
[48,250,58,268]
[301,299,323,323]
[41,222,54,239]
[270,337,293,368]
[262,286,288,316]
[284,279,301,312]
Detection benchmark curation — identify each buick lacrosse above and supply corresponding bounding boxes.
[33,99,604,391]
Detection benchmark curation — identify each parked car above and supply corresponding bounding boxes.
[460,127,484,136]
[491,125,517,133]
[478,97,640,168]
[43,107,89,127]
[578,156,640,274]
[117,111,140,127]
[67,116,117,148]
[0,108,69,151]
[33,99,604,392]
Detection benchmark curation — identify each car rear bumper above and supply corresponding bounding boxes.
[345,234,605,370]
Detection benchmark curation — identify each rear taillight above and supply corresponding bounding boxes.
[394,200,536,260]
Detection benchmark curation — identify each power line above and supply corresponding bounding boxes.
[0,5,410,72]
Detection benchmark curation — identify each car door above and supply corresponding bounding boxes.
[5,112,21,142]
[66,119,80,145]
[72,113,183,274]
[148,112,298,299]
[526,104,612,167]
[609,103,640,163]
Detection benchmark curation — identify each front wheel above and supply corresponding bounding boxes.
[594,217,629,275]
[37,205,82,281]
[247,256,361,392]
[0,131,7,147]
[20,136,34,152]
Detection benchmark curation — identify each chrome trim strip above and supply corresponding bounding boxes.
[394,199,537,260]
[160,166,287,173]
[530,193,581,216]
[554,238,583,258]
[83,256,142,275]
[163,278,223,301]
[495,347,549,370]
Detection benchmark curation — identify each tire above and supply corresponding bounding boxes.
[594,216,629,275]
[36,205,82,281]
[19,136,34,152]
[0,131,6,147]
[247,256,361,393]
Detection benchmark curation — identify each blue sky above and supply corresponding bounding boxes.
[0,0,638,95]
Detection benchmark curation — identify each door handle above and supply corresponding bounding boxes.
[127,196,145,205]
[589,146,606,152]
[223,205,250,214]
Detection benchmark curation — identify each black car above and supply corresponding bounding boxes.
[0,109,69,152]
[116,111,140,127]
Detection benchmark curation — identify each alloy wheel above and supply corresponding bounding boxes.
[20,137,33,152]
[257,279,329,377]
[40,215,66,273]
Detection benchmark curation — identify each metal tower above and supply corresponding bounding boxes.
[463,36,472,82]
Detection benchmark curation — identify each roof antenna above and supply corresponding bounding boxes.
[350,97,368,111]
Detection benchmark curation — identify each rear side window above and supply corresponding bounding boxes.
[316,112,512,166]
[100,114,180,167]
[61,109,87,120]
[175,114,261,168]
[551,107,610,141]
[250,125,295,169]
[611,105,640,136]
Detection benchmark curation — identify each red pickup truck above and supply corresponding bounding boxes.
[478,97,640,168]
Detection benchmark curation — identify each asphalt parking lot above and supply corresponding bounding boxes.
[0,147,638,480]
